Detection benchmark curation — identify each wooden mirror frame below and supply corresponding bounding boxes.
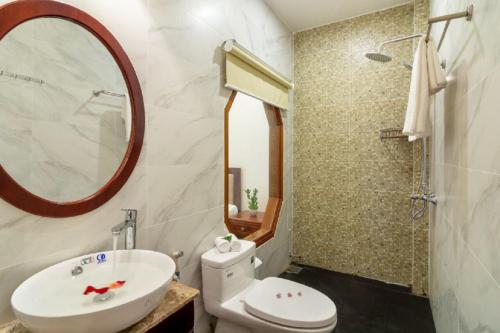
[0,0,145,217]
[224,91,283,246]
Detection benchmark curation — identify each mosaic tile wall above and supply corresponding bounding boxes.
[293,2,429,294]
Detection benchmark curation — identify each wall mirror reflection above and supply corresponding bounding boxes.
[228,93,269,220]
[0,17,131,203]
[224,91,283,246]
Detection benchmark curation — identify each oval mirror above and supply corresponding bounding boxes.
[0,1,144,217]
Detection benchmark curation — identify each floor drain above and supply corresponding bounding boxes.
[285,265,303,274]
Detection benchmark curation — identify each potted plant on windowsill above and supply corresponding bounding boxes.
[245,188,259,217]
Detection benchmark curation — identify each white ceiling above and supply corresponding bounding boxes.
[264,0,412,32]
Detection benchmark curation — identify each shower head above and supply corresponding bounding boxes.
[365,33,423,65]
[364,52,392,62]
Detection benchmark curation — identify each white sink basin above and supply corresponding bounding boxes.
[11,250,175,333]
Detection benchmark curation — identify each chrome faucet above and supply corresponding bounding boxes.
[112,209,137,250]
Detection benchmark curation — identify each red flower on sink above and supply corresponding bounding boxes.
[84,280,126,295]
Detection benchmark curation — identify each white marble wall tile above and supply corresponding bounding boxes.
[185,0,292,77]
[187,0,255,49]
[47,1,151,90]
[0,2,292,332]
[457,170,500,284]
[27,121,124,200]
[146,1,226,109]
[256,199,292,278]
[439,0,500,98]
[257,242,291,279]
[0,19,34,75]
[276,200,292,248]
[33,18,125,90]
[233,0,290,67]
[0,78,35,121]
[146,104,223,166]
[146,65,228,119]
[0,159,148,269]
[147,162,223,224]
[0,113,31,184]
[430,0,500,331]
[430,250,459,333]
[179,261,212,333]
[430,92,445,167]
[145,207,227,269]
[461,67,500,174]
[454,241,500,332]
[56,0,150,62]
[441,164,465,231]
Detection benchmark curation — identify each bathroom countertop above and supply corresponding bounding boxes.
[0,281,199,333]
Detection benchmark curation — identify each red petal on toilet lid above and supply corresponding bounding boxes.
[244,277,337,329]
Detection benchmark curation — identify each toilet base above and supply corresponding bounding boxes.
[215,319,252,333]
[215,318,337,333]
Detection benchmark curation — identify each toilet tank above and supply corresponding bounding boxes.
[201,240,256,304]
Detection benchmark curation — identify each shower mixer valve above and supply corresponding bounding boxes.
[410,193,437,205]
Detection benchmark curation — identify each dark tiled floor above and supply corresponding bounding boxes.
[279,265,436,333]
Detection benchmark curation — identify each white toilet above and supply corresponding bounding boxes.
[201,240,337,333]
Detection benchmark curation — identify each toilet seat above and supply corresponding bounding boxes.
[244,277,337,329]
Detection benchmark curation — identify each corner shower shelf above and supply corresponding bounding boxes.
[379,128,407,140]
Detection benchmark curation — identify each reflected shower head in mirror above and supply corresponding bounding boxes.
[364,51,392,62]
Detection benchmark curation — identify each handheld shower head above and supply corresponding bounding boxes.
[402,62,413,71]
[364,52,392,62]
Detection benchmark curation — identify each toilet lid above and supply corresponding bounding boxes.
[244,277,337,328]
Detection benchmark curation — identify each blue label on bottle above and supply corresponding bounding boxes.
[96,253,106,264]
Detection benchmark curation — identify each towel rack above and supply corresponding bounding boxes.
[0,69,44,84]
[426,4,473,51]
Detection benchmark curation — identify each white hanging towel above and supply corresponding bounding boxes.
[403,37,430,142]
[427,37,447,94]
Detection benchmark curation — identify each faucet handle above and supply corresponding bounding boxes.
[121,209,137,221]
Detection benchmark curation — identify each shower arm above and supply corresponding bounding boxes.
[376,33,424,52]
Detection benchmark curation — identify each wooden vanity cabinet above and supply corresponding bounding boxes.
[147,301,194,333]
